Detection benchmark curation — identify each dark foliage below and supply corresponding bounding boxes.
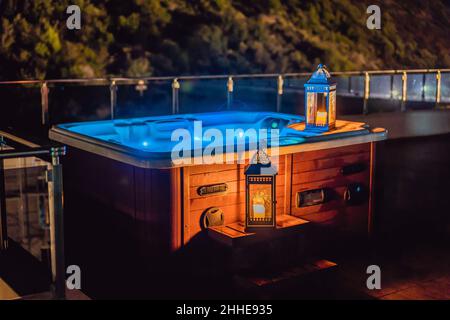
[1,0,449,79]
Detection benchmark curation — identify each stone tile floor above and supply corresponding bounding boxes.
[335,242,450,300]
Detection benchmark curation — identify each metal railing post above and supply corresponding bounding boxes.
[172,78,180,114]
[227,76,234,110]
[41,82,49,125]
[48,146,66,299]
[348,76,352,94]
[390,74,394,99]
[363,72,370,114]
[401,71,407,112]
[276,75,283,112]
[110,80,117,120]
[436,70,441,106]
[421,73,426,101]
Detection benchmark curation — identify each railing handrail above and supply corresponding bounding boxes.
[0,68,450,85]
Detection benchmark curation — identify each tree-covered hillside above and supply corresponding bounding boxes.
[1,0,450,80]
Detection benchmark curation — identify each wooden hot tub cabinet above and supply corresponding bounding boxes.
[195,141,375,243]
[52,117,386,296]
[62,140,377,257]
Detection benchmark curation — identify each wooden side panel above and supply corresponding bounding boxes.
[291,143,371,235]
[284,154,293,215]
[142,168,182,254]
[292,152,370,174]
[64,147,184,257]
[134,166,148,257]
[83,153,136,219]
[182,167,190,245]
[186,158,286,242]
[368,142,376,237]
[292,143,370,163]
[170,167,182,251]
[184,144,373,242]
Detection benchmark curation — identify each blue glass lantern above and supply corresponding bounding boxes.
[304,64,336,131]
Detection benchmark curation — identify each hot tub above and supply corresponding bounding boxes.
[49,111,386,297]
[50,111,382,168]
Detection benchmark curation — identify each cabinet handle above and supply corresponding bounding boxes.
[343,184,367,205]
[341,163,366,175]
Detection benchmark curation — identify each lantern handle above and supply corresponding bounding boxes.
[252,148,270,164]
[317,64,331,76]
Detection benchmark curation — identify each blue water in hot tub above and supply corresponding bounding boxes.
[56,111,315,153]
[56,111,365,155]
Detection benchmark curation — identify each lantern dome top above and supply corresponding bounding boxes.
[306,64,335,85]
[245,162,278,175]
[245,150,278,175]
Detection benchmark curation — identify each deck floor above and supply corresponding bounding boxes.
[1,238,448,300]
[0,241,90,300]
[334,242,450,300]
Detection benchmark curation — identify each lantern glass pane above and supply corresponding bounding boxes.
[306,92,316,125]
[329,90,336,125]
[307,92,329,127]
[316,92,327,126]
[248,181,273,223]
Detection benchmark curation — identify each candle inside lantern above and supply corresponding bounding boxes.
[252,191,267,219]
[316,111,327,126]
[253,204,266,218]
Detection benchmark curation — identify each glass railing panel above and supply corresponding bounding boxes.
[370,75,391,99]
[441,73,450,103]
[424,73,437,102]
[5,159,50,260]
[116,80,172,118]
[48,83,110,124]
[406,74,424,102]
[178,78,227,114]
[392,74,403,100]
[0,84,42,135]
[349,76,364,97]
[232,77,278,112]
[281,76,306,115]
[335,76,351,96]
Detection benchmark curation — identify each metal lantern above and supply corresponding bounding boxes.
[245,151,277,232]
[304,64,336,131]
